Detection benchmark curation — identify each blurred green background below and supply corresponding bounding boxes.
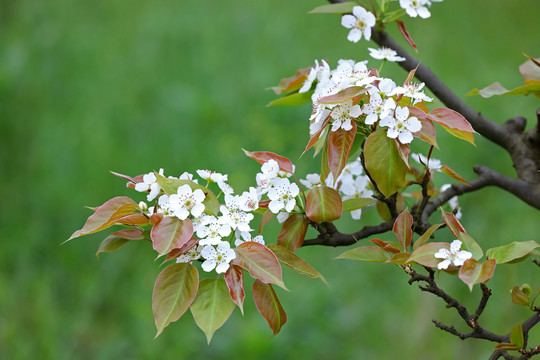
[1,0,539,359]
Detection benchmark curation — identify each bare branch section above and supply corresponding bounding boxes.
[303,221,393,247]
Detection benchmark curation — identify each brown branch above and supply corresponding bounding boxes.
[302,220,393,247]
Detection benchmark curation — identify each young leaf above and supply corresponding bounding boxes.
[153,263,199,337]
[276,213,308,251]
[327,123,357,181]
[68,197,139,241]
[96,236,130,258]
[342,197,377,212]
[318,86,366,104]
[232,242,287,290]
[364,129,409,198]
[413,223,443,251]
[511,286,530,306]
[385,253,411,264]
[396,20,417,52]
[224,265,245,314]
[190,278,236,344]
[486,240,540,264]
[370,238,401,254]
[467,82,540,99]
[440,165,469,185]
[114,213,150,226]
[267,244,328,285]
[305,185,343,223]
[393,209,413,252]
[259,210,274,234]
[441,209,467,238]
[308,1,356,14]
[509,322,524,349]
[270,64,312,95]
[252,280,287,337]
[267,91,313,107]
[459,232,483,260]
[335,246,392,262]
[520,56,540,82]
[407,242,450,268]
[458,259,496,291]
[242,149,294,173]
[394,139,410,169]
[408,106,439,149]
[154,174,220,216]
[151,217,194,257]
[427,108,476,145]
[163,236,200,263]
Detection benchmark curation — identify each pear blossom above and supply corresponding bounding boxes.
[390,82,433,104]
[368,47,406,62]
[434,240,472,270]
[238,187,260,212]
[362,92,396,125]
[196,218,232,246]
[441,184,463,219]
[330,99,362,132]
[341,6,376,42]
[219,205,254,232]
[267,178,300,214]
[178,171,198,183]
[399,0,431,19]
[235,231,265,247]
[276,212,290,224]
[196,169,228,184]
[176,245,204,264]
[332,60,377,88]
[135,169,164,201]
[200,242,236,274]
[168,184,206,220]
[411,153,442,171]
[379,106,422,144]
[367,78,397,96]
[300,173,323,189]
[299,60,331,93]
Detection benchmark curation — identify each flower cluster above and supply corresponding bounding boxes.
[133,160,302,274]
[434,240,472,270]
[397,0,443,19]
[301,157,374,220]
[300,59,431,144]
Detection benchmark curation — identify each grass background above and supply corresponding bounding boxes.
[1,0,539,358]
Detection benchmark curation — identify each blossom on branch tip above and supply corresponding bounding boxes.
[200,242,236,274]
[341,6,376,42]
[379,106,421,144]
[399,0,432,19]
[368,47,406,62]
[267,178,300,214]
[168,184,206,220]
[135,169,164,201]
[434,240,472,270]
[299,60,331,93]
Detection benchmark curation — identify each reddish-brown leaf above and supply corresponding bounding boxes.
[318,86,366,104]
[327,123,357,182]
[151,217,194,257]
[232,242,286,290]
[440,165,469,185]
[224,265,245,314]
[163,236,200,262]
[409,106,439,149]
[242,149,294,173]
[441,210,467,238]
[115,213,149,226]
[428,108,476,145]
[393,209,413,251]
[259,210,274,234]
[305,185,343,223]
[370,238,401,254]
[459,259,496,291]
[393,139,411,169]
[276,213,308,251]
[267,244,328,285]
[397,20,417,52]
[270,65,313,95]
[110,229,145,240]
[252,280,287,337]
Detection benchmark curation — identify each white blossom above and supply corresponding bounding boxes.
[196,169,228,184]
[267,178,300,214]
[399,0,432,19]
[196,218,232,246]
[441,184,463,219]
[176,245,204,264]
[200,242,237,274]
[330,99,362,132]
[379,106,422,144]
[390,82,433,104]
[332,60,377,88]
[135,169,164,201]
[299,60,331,93]
[168,184,206,220]
[341,6,376,42]
[219,205,254,232]
[411,153,442,171]
[362,92,396,125]
[368,47,406,62]
[434,240,472,270]
[234,231,265,247]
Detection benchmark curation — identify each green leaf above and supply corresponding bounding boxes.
[223,265,245,314]
[276,213,308,251]
[270,65,312,95]
[493,343,522,351]
[467,81,540,99]
[385,253,411,264]
[68,196,139,241]
[308,1,356,14]
[413,223,443,251]
[232,242,287,290]
[242,149,294,173]
[150,217,194,257]
[252,280,287,337]
[190,279,236,344]
[459,232,483,260]
[510,322,524,349]
[393,209,413,252]
[458,259,496,291]
[407,242,449,268]
[441,209,467,238]
[486,240,540,264]
[267,90,313,107]
[327,123,357,181]
[335,246,392,262]
[267,244,328,285]
[153,263,199,337]
[154,174,220,216]
[96,229,145,258]
[305,185,343,223]
[342,197,377,212]
[427,107,476,145]
[364,129,409,198]
[511,286,530,306]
